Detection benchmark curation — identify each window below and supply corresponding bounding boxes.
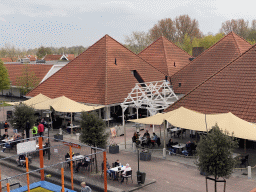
[178,83,181,87]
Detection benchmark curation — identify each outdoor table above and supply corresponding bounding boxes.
[172,143,186,154]
[169,127,181,138]
[67,155,85,166]
[109,166,131,180]
[67,125,81,134]
[2,138,14,143]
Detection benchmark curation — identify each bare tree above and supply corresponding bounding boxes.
[220,19,249,39]
[175,15,202,43]
[251,20,256,31]
[149,18,176,42]
[124,31,153,54]
[4,43,20,61]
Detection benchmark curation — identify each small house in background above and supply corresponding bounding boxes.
[43,54,75,62]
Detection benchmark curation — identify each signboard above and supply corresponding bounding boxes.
[62,141,81,149]
[17,140,36,154]
[110,127,117,137]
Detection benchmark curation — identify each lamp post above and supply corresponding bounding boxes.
[10,81,12,102]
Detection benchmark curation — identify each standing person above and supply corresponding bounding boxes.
[81,182,92,192]
[38,121,44,137]
[4,121,9,133]
[25,120,30,140]
[31,124,38,137]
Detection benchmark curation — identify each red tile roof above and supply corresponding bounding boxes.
[170,32,252,94]
[44,55,62,61]
[66,54,75,61]
[1,57,17,62]
[26,35,165,105]
[139,36,191,77]
[4,64,53,86]
[164,43,256,122]
[27,55,37,61]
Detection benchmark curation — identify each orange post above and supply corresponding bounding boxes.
[7,182,10,192]
[103,151,107,192]
[61,167,64,192]
[69,145,74,190]
[26,157,30,192]
[39,137,44,181]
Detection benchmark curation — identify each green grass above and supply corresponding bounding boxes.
[0,101,11,107]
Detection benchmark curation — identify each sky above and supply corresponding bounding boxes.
[0,0,256,49]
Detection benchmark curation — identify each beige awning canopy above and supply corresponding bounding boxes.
[33,95,103,113]
[6,93,51,106]
[128,113,165,125]
[206,112,256,140]
[165,107,208,132]
[129,107,208,131]
[129,106,256,140]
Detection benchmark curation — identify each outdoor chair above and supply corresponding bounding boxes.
[240,154,249,170]
[121,170,133,184]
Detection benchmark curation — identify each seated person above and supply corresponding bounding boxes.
[141,135,151,148]
[65,152,74,167]
[114,159,121,167]
[75,156,90,173]
[2,140,11,152]
[16,154,26,167]
[1,132,9,140]
[132,132,138,143]
[121,163,132,183]
[101,158,115,179]
[67,121,71,134]
[167,139,178,148]
[143,130,150,138]
[182,141,192,156]
[43,138,50,156]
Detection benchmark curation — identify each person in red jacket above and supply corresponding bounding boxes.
[38,121,44,137]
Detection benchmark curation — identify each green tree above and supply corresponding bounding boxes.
[182,33,192,55]
[80,111,109,173]
[10,104,37,131]
[16,64,40,95]
[36,46,52,59]
[0,59,10,91]
[196,124,238,192]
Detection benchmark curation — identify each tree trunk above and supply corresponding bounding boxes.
[91,148,93,172]
[95,148,98,173]
[215,175,217,192]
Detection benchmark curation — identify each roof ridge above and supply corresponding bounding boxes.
[105,34,166,76]
[170,32,236,78]
[231,32,251,54]
[167,41,256,111]
[105,35,108,105]
[161,36,191,57]
[138,36,163,55]
[161,37,169,76]
[231,32,242,55]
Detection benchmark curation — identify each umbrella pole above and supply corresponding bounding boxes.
[244,139,246,154]
[153,124,154,133]
[71,112,73,136]
[163,121,166,159]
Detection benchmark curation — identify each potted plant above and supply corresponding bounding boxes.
[109,143,119,154]
[140,149,151,161]
[54,133,63,142]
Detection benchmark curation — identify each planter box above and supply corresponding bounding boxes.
[54,134,63,141]
[109,145,119,154]
[140,152,151,161]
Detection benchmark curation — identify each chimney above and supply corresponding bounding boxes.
[192,47,204,57]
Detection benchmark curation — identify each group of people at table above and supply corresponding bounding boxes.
[132,130,161,148]
[167,139,197,156]
[103,159,132,183]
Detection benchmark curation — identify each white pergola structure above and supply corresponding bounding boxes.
[120,80,178,148]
